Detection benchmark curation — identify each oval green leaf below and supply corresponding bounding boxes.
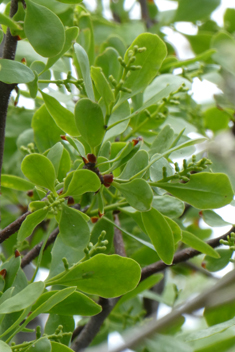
[47,142,71,182]
[0,281,45,314]
[182,231,220,258]
[24,0,65,57]
[63,169,101,197]
[0,341,11,352]
[91,66,115,110]
[157,173,234,210]
[119,150,149,180]
[21,154,57,193]
[59,204,90,249]
[74,98,105,148]
[74,43,95,101]
[48,254,141,298]
[204,249,233,272]
[142,208,175,265]
[51,341,74,352]
[0,59,34,84]
[41,91,79,136]
[113,179,153,212]
[33,290,101,316]
[18,208,49,242]
[1,174,34,191]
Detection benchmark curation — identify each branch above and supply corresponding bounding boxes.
[21,227,59,268]
[0,211,31,243]
[70,226,235,350]
[141,225,235,281]
[0,0,19,191]
[113,214,126,257]
[71,297,118,352]
[138,0,152,29]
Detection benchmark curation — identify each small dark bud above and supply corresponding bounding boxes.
[87,153,96,163]
[21,57,26,63]
[132,136,143,146]
[98,210,104,218]
[103,174,113,188]
[91,217,99,223]
[67,196,75,206]
[199,211,203,217]
[15,249,21,258]
[0,269,7,279]
[82,156,88,164]
[201,262,206,269]
[17,35,22,41]
[60,135,67,141]
[27,190,34,197]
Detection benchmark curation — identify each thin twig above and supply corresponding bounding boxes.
[21,227,59,268]
[0,211,31,243]
[0,0,19,192]
[113,214,126,257]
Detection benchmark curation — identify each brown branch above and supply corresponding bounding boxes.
[0,0,19,192]
[71,226,235,350]
[141,226,235,281]
[21,227,59,268]
[138,0,152,29]
[71,297,118,352]
[113,214,126,257]
[0,211,31,243]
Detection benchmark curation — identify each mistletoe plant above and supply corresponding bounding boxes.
[1,0,235,352]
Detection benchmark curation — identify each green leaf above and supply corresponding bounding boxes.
[25,337,51,352]
[24,0,65,57]
[165,216,182,244]
[18,208,48,242]
[74,43,95,101]
[1,175,34,191]
[116,274,163,308]
[204,249,233,272]
[157,173,234,210]
[74,98,105,148]
[173,0,221,22]
[41,91,79,137]
[0,281,44,314]
[150,154,174,182]
[0,257,21,292]
[63,169,101,197]
[45,314,74,346]
[202,210,232,227]
[203,106,230,132]
[33,290,101,316]
[91,66,115,110]
[0,13,22,31]
[0,340,11,352]
[211,31,235,75]
[104,100,130,142]
[119,150,149,180]
[28,200,48,212]
[57,0,82,2]
[0,59,34,84]
[152,195,185,219]
[95,47,121,81]
[47,254,141,298]
[47,142,71,182]
[142,208,175,265]
[113,179,153,212]
[182,231,220,258]
[147,334,192,352]
[44,26,79,71]
[119,33,167,104]
[224,8,235,33]
[51,341,74,352]
[32,104,64,153]
[59,204,90,249]
[150,125,175,156]
[21,154,57,193]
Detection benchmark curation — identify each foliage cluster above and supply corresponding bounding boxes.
[1,0,235,351]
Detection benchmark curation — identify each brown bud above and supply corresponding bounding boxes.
[27,190,34,197]
[87,153,96,163]
[60,135,67,141]
[201,262,206,269]
[132,136,143,146]
[15,249,21,258]
[103,174,113,188]
[67,196,75,206]
[198,211,203,217]
[91,217,99,223]
[21,57,26,63]
[98,210,104,218]
[82,156,88,164]
[17,35,22,41]
[0,269,7,279]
